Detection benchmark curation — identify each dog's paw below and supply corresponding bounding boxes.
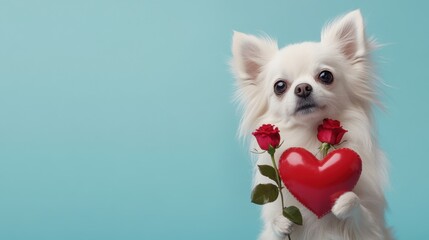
[332,191,361,220]
[272,215,294,237]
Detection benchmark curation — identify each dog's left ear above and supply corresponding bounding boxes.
[321,10,367,60]
[231,31,278,82]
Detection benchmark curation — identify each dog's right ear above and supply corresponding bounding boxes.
[231,31,278,82]
[321,10,368,61]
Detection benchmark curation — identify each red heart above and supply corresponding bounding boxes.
[279,147,362,218]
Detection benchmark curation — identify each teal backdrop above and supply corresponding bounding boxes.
[0,1,426,239]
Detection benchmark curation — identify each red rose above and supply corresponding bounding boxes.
[252,124,281,151]
[317,119,348,145]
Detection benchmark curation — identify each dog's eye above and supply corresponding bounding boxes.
[274,80,287,95]
[318,70,334,85]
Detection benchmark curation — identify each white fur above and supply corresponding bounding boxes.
[231,10,393,240]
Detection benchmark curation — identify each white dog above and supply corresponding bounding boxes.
[231,10,392,240]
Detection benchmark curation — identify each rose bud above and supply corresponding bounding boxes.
[252,124,281,151]
[317,118,348,145]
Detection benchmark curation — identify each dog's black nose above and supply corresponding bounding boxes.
[294,83,312,98]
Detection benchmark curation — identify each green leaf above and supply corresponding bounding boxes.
[283,206,303,225]
[251,184,279,205]
[258,165,279,184]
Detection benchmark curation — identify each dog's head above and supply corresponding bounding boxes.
[232,10,377,136]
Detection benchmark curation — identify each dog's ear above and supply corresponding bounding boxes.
[321,10,367,60]
[231,31,278,81]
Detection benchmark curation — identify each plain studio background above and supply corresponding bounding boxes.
[0,1,426,239]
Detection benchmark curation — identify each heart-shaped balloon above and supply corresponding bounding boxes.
[279,147,362,218]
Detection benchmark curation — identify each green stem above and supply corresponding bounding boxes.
[320,142,332,158]
[270,151,291,240]
[269,153,284,210]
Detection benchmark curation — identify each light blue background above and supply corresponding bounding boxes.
[0,1,426,239]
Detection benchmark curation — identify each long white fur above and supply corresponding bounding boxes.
[231,10,393,240]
